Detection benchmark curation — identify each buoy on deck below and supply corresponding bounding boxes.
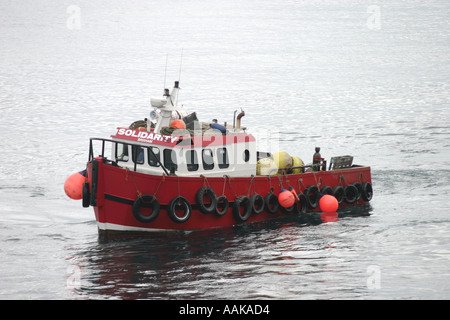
[64,170,86,200]
[170,119,186,129]
[291,156,304,174]
[256,157,277,176]
[319,194,338,213]
[278,188,295,208]
[272,151,292,174]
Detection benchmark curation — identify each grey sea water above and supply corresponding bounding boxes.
[1,0,449,300]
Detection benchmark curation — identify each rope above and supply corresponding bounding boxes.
[221,175,227,196]
[247,175,255,197]
[125,168,142,197]
[338,174,348,186]
[358,172,367,183]
[201,174,211,190]
[153,173,166,197]
[267,176,274,193]
[225,175,237,198]
[297,178,306,192]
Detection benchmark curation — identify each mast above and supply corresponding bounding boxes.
[150,81,181,134]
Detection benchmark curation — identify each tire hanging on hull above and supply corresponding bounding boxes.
[361,182,373,201]
[132,194,160,223]
[215,195,229,216]
[344,184,359,204]
[332,186,345,204]
[233,196,252,222]
[168,196,192,223]
[250,193,264,215]
[305,185,320,209]
[294,193,308,214]
[196,187,217,214]
[264,192,279,214]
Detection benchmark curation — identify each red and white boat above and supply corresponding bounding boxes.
[65,81,373,235]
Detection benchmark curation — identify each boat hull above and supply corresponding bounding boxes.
[86,157,372,234]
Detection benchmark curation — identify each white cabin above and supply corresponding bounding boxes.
[109,82,257,177]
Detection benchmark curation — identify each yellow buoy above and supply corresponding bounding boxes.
[291,156,305,174]
[256,158,278,176]
[272,151,292,174]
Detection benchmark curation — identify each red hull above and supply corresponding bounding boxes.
[86,157,372,234]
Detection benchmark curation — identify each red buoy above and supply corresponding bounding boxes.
[278,189,295,208]
[319,194,338,213]
[64,171,86,200]
[170,119,186,129]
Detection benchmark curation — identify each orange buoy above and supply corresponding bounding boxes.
[64,171,86,200]
[278,189,295,208]
[170,119,186,129]
[319,194,339,213]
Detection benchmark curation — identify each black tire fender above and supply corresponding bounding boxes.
[332,186,345,204]
[82,181,90,208]
[344,184,359,204]
[196,187,217,214]
[305,185,320,209]
[132,194,160,223]
[361,182,373,201]
[233,196,252,222]
[168,196,192,223]
[250,193,264,215]
[294,193,308,214]
[215,195,229,216]
[264,192,279,214]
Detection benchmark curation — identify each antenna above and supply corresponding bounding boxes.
[178,48,184,83]
[175,49,184,106]
[164,54,168,89]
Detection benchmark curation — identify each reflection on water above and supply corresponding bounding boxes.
[69,208,372,300]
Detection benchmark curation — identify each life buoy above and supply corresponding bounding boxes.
[132,194,160,223]
[352,182,362,202]
[250,193,264,215]
[332,186,345,204]
[320,185,333,195]
[82,181,90,208]
[344,184,358,204]
[233,196,252,222]
[294,193,308,214]
[196,187,217,214]
[361,182,373,201]
[215,195,229,216]
[168,196,192,223]
[264,192,279,214]
[305,185,320,209]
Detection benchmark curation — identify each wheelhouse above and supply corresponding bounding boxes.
[89,129,257,177]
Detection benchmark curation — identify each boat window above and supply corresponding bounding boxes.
[186,150,199,171]
[217,148,229,169]
[243,149,250,162]
[164,149,177,172]
[148,147,160,167]
[202,148,214,170]
[116,143,129,162]
[132,145,144,164]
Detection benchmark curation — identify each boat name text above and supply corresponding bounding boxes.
[116,128,179,144]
